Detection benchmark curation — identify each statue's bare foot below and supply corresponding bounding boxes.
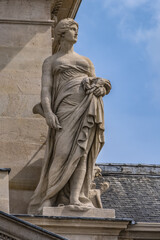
[70,199,83,206]
[68,200,93,212]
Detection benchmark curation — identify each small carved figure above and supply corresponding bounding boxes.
[90,166,110,208]
[28,18,111,214]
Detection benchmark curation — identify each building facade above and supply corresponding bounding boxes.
[0,1,160,239]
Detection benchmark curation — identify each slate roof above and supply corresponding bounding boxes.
[97,164,160,223]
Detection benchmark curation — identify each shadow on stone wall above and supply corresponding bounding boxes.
[9,158,43,214]
[0,24,50,71]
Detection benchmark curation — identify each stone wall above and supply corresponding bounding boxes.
[0,0,53,214]
[0,169,10,213]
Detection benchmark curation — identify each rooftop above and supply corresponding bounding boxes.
[98,163,160,223]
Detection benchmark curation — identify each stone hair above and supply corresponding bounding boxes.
[54,18,78,43]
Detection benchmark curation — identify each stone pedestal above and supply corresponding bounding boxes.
[0,168,10,213]
[42,206,115,218]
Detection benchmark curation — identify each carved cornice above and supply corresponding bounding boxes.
[51,0,82,20]
[0,19,55,26]
[68,0,82,18]
[17,215,131,238]
[51,0,63,18]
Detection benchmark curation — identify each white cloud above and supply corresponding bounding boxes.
[101,0,160,106]
[123,0,148,8]
[102,0,149,15]
[101,0,160,43]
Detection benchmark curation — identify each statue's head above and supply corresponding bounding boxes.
[54,18,79,44]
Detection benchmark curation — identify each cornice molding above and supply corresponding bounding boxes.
[51,0,63,18]
[68,0,82,18]
[119,222,160,239]
[0,19,55,26]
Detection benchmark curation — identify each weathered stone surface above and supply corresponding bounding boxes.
[0,24,52,74]
[0,211,65,240]
[19,215,130,240]
[0,69,41,95]
[28,18,111,214]
[10,189,34,214]
[0,94,40,117]
[119,222,160,240]
[0,169,10,213]
[0,0,51,20]
[0,117,47,143]
[42,206,115,218]
[0,0,52,214]
[0,199,9,213]
[0,141,45,179]
[0,24,52,48]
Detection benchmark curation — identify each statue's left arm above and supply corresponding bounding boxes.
[83,57,111,97]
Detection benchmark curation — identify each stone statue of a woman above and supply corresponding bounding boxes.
[28,18,111,214]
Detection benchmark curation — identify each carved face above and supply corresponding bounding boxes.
[63,24,78,43]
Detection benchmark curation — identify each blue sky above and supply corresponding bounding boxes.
[75,0,160,164]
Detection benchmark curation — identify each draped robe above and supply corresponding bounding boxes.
[28,58,105,214]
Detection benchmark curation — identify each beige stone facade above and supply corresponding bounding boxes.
[0,0,53,214]
[0,169,10,213]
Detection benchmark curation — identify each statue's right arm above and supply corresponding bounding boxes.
[41,57,53,115]
[41,57,62,130]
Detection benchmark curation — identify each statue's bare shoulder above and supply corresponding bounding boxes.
[41,55,56,87]
[42,54,57,70]
[73,52,93,66]
[80,55,96,77]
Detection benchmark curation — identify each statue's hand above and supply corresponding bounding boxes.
[93,86,106,97]
[45,112,62,130]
